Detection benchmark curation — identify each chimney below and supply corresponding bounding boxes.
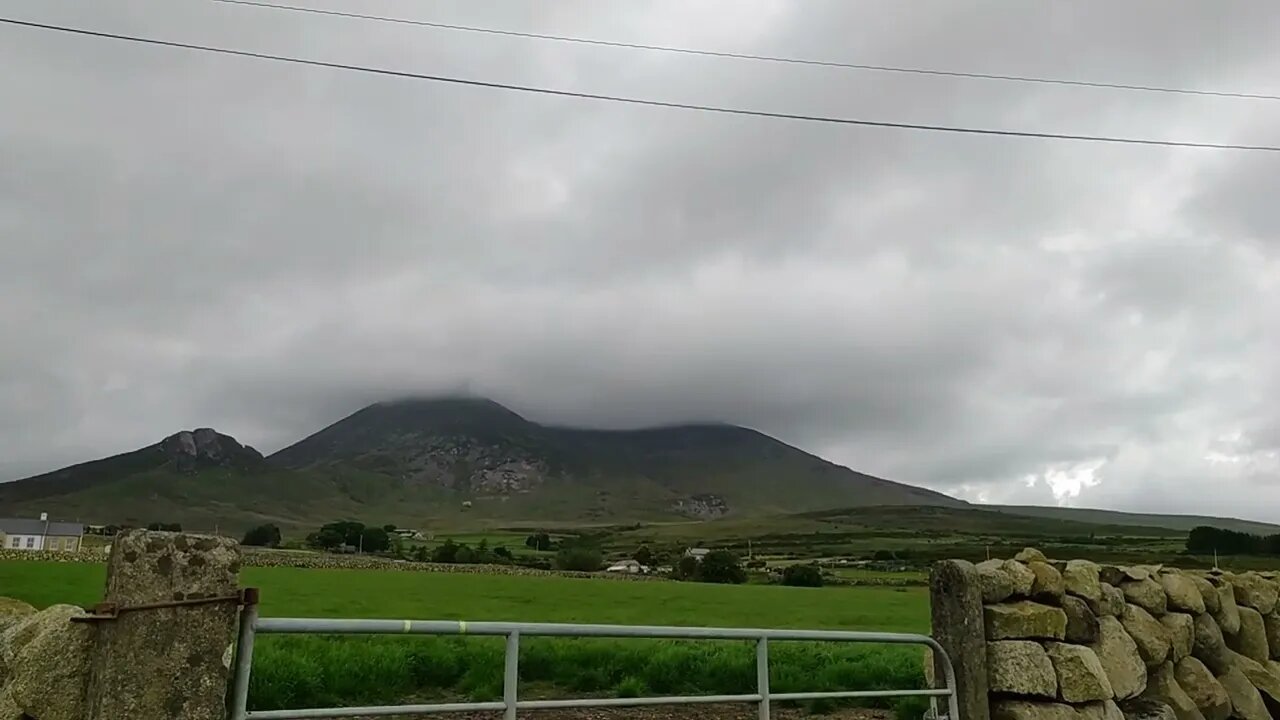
[40,512,48,522]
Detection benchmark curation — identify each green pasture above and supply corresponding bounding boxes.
[0,560,931,715]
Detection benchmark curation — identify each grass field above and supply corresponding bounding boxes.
[826,568,929,584]
[0,560,930,715]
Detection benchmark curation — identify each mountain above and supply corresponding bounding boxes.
[270,397,965,519]
[0,397,962,529]
[3,397,1271,536]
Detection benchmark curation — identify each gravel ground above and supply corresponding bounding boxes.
[353,705,894,720]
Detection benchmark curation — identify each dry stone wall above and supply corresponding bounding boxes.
[0,546,665,581]
[1,598,95,720]
[933,549,1280,720]
[0,548,105,563]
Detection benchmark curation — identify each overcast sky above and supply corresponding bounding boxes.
[2,0,1279,520]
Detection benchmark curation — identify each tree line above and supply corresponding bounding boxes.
[240,520,393,552]
[303,521,393,553]
[233,520,824,586]
[1186,526,1280,556]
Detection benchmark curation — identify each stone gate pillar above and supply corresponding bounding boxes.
[931,559,990,720]
[85,530,243,720]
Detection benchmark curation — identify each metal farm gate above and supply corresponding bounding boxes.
[229,599,960,720]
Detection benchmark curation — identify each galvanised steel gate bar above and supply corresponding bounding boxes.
[229,606,960,720]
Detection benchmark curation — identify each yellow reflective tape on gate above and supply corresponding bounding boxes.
[403,620,412,633]
[459,621,467,635]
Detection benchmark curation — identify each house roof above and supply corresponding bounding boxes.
[0,518,85,536]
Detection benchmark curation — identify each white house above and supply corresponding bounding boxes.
[684,547,710,560]
[0,515,85,552]
[606,559,647,574]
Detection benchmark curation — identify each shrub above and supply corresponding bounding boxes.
[515,556,552,571]
[360,527,390,553]
[432,540,461,563]
[698,550,747,584]
[633,545,654,566]
[616,676,648,698]
[525,532,553,551]
[671,551,746,584]
[423,539,510,565]
[673,556,700,580]
[322,521,366,547]
[781,564,824,587]
[241,524,282,548]
[894,695,932,720]
[555,546,603,572]
[306,528,345,550]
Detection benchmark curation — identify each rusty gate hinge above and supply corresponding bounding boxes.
[71,587,259,622]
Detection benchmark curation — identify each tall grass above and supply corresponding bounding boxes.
[250,635,929,716]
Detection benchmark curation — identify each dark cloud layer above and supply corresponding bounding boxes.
[2,0,1279,520]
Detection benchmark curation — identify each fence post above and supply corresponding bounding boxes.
[504,630,520,720]
[84,530,243,720]
[930,559,988,720]
[756,636,770,720]
[229,589,260,720]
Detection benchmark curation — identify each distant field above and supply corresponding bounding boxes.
[0,560,931,715]
[598,506,1194,568]
[826,567,929,584]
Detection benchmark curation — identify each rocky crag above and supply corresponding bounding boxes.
[159,429,265,472]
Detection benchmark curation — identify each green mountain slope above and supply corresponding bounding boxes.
[993,505,1280,536]
[0,428,264,504]
[0,429,334,530]
[0,466,358,531]
[613,504,1188,549]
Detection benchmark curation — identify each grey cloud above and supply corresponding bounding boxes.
[2,0,1280,521]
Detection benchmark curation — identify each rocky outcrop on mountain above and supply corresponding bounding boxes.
[672,494,729,519]
[367,435,553,493]
[267,397,967,510]
[160,429,264,472]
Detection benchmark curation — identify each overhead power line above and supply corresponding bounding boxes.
[213,0,1280,103]
[3,16,1280,153]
